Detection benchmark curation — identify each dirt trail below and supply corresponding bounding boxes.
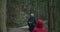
[7,26,30,32]
[7,21,48,32]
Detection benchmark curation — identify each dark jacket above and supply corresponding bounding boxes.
[27,16,36,32]
[27,16,36,27]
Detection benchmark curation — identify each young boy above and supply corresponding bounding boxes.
[33,19,46,32]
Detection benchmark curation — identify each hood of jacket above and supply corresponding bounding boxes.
[36,19,44,28]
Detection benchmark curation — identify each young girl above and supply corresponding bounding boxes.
[33,19,46,32]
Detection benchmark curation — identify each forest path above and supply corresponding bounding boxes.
[7,25,30,32]
[7,21,48,32]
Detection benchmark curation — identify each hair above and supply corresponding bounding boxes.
[30,13,34,16]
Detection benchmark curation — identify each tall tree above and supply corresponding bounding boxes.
[47,0,54,32]
[0,0,7,32]
[55,0,60,32]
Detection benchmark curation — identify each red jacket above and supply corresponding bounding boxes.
[33,19,46,32]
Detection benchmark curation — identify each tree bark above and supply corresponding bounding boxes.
[47,0,53,32]
[0,0,7,32]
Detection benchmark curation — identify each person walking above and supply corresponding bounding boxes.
[27,13,36,32]
[33,19,46,32]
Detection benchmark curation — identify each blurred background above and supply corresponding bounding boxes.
[0,0,60,32]
[6,0,48,28]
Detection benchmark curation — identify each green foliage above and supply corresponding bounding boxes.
[7,0,48,27]
[54,0,60,32]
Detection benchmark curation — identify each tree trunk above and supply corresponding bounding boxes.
[47,0,53,32]
[0,0,7,32]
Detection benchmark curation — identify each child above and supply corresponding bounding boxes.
[33,19,46,32]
